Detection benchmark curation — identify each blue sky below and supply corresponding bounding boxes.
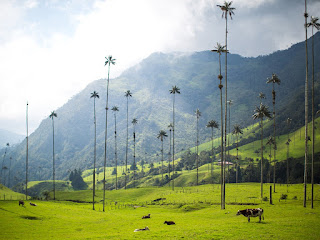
[0,0,319,136]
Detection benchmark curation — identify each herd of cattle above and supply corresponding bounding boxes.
[18,200,264,231]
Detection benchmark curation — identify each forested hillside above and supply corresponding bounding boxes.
[1,32,319,185]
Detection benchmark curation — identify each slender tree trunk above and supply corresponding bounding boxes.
[125,97,129,189]
[103,64,111,212]
[196,115,199,186]
[26,103,29,200]
[172,95,176,191]
[223,16,228,209]
[93,98,96,210]
[311,26,315,209]
[114,112,118,190]
[161,139,164,183]
[272,83,276,193]
[133,128,136,188]
[303,0,308,208]
[52,117,55,200]
[211,128,214,183]
[286,143,289,192]
[261,118,263,199]
[168,129,172,187]
[236,134,238,184]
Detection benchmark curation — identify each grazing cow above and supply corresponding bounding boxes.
[134,226,149,232]
[164,221,175,225]
[236,208,264,222]
[19,200,25,206]
[29,202,37,206]
[142,214,151,219]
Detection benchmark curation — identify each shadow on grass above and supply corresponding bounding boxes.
[20,215,42,220]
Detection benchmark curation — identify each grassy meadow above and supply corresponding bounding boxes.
[1,183,320,239]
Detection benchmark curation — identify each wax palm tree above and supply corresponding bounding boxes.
[258,92,266,104]
[303,0,309,208]
[132,118,138,187]
[266,73,281,192]
[112,106,119,190]
[227,99,233,182]
[1,143,9,185]
[252,103,271,198]
[26,102,28,199]
[232,124,243,184]
[90,91,99,210]
[103,55,116,211]
[195,109,201,185]
[286,118,292,192]
[49,111,57,200]
[307,16,319,209]
[266,136,275,183]
[217,1,235,199]
[157,130,168,183]
[167,123,173,185]
[211,42,227,209]
[206,120,219,183]
[124,90,132,189]
[169,86,180,191]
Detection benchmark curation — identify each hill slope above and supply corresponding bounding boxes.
[2,32,320,185]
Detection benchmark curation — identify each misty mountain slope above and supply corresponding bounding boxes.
[3,32,320,183]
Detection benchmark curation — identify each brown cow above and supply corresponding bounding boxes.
[236,208,264,222]
[164,221,175,225]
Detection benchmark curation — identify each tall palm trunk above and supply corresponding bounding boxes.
[52,116,55,200]
[236,134,239,184]
[103,65,111,212]
[218,54,225,210]
[93,98,97,210]
[196,113,199,186]
[303,0,309,208]
[26,103,29,200]
[223,15,228,203]
[161,139,164,183]
[172,95,176,191]
[211,128,214,183]
[114,112,118,190]
[125,97,129,189]
[272,83,276,193]
[260,118,264,199]
[133,129,136,188]
[311,21,315,209]
[168,128,172,186]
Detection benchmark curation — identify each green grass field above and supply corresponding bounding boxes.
[1,183,320,239]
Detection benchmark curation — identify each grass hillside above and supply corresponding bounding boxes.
[0,184,26,200]
[0,183,319,239]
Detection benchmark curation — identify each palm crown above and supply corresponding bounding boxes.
[132,118,138,125]
[252,103,272,120]
[206,120,219,129]
[125,90,132,98]
[195,109,201,119]
[217,1,236,19]
[232,124,243,135]
[307,16,320,30]
[157,130,168,141]
[104,55,116,66]
[90,91,99,99]
[170,85,181,94]
[266,73,281,85]
[49,111,57,119]
[111,106,119,112]
[211,42,227,55]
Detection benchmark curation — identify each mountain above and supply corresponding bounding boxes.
[0,129,24,149]
[2,32,320,186]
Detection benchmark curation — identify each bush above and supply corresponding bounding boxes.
[262,196,268,201]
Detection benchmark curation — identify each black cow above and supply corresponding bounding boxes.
[29,202,37,206]
[236,208,264,222]
[142,214,150,219]
[19,200,25,206]
[164,221,175,225]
